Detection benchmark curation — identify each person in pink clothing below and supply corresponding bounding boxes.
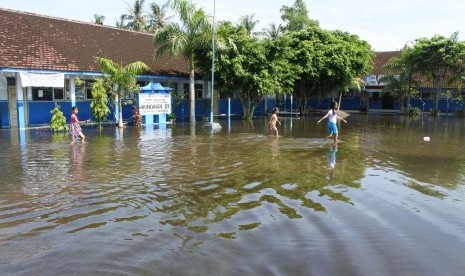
[69,106,89,145]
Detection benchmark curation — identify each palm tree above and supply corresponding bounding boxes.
[262,23,282,40]
[96,57,148,128]
[124,0,147,31]
[92,14,105,25]
[146,2,172,33]
[154,0,211,123]
[238,14,259,36]
[115,15,127,29]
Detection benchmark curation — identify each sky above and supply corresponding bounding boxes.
[1,0,464,51]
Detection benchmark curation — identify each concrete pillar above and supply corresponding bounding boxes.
[70,76,76,107]
[15,73,26,129]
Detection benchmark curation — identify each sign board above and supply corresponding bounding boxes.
[19,72,64,88]
[139,93,171,115]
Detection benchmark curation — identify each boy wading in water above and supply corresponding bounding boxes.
[317,101,347,144]
[266,107,281,138]
[69,106,89,145]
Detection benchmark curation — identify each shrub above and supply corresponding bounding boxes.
[408,107,423,117]
[50,102,67,132]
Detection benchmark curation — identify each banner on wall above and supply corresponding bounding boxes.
[139,93,171,115]
[19,72,64,88]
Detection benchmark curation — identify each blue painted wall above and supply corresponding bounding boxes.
[18,96,465,126]
[0,101,9,128]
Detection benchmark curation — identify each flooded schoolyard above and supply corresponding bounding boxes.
[1,114,465,275]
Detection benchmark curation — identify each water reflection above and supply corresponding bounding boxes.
[326,144,337,180]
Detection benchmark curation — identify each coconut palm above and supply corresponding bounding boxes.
[96,57,148,128]
[146,2,172,33]
[124,0,147,31]
[115,15,127,29]
[154,0,211,123]
[262,23,282,40]
[238,14,259,36]
[92,14,105,25]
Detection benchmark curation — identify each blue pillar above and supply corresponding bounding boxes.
[228,97,231,117]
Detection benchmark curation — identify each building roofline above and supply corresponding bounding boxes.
[0,7,153,37]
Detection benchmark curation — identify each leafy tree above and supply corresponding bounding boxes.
[280,0,318,32]
[96,57,148,128]
[285,27,372,114]
[154,0,211,123]
[212,22,296,119]
[146,2,172,33]
[92,14,105,25]
[50,102,67,132]
[380,46,418,114]
[408,32,465,116]
[90,79,111,126]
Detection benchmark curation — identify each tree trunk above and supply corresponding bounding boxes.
[189,67,196,123]
[118,92,124,128]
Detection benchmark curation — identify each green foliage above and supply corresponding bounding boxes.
[96,57,148,128]
[154,0,211,123]
[90,79,110,125]
[50,102,67,132]
[408,107,423,117]
[280,0,318,32]
[408,33,465,113]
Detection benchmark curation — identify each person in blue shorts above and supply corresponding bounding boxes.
[317,101,347,144]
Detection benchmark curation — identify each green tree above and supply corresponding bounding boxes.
[154,0,211,123]
[115,15,127,28]
[380,46,418,114]
[124,0,147,31]
[146,2,172,33]
[96,57,148,128]
[262,23,282,40]
[238,14,259,36]
[90,79,111,126]
[92,14,105,25]
[409,32,465,116]
[212,22,296,119]
[280,0,318,32]
[285,27,372,114]
[50,102,67,132]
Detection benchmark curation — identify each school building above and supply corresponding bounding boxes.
[1,8,464,129]
[0,8,212,129]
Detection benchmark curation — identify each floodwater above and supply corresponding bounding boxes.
[1,114,465,275]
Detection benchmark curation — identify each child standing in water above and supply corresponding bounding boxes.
[266,107,281,138]
[69,106,89,145]
[317,101,347,144]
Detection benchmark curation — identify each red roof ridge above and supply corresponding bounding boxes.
[0,7,153,37]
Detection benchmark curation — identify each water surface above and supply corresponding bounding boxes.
[1,115,465,275]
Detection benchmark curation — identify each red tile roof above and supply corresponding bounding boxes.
[0,8,191,76]
[371,51,401,75]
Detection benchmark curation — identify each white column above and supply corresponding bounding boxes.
[70,76,76,107]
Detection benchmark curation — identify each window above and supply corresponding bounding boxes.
[183,83,204,99]
[54,88,64,100]
[372,92,379,102]
[85,80,94,99]
[32,87,53,101]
